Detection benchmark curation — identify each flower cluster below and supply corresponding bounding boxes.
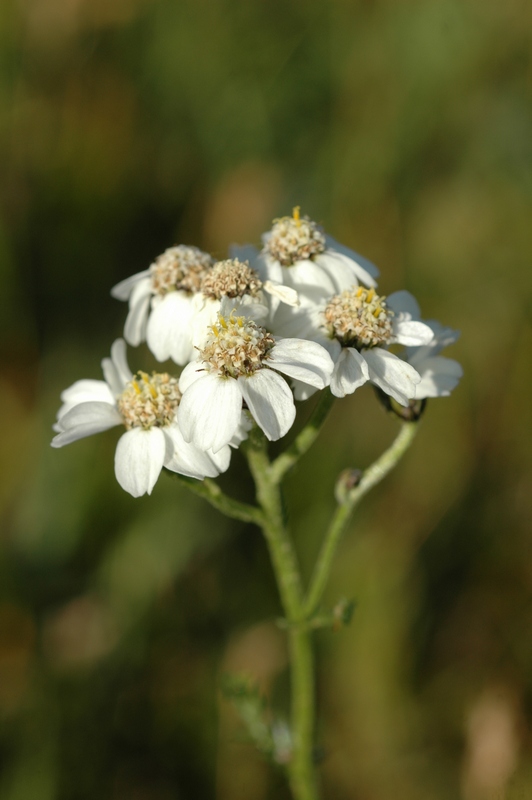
[52,207,462,496]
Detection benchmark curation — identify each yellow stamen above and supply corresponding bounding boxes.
[293,206,301,225]
[211,324,219,338]
[132,380,141,395]
[356,286,363,298]
[373,306,382,318]
[219,316,227,329]
[366,288,375,302]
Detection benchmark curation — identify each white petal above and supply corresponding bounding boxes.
[146,292,196,364]
[393,320,434,346]
[364,348,420,406]
[114,427,166,497]
[268,339,334,389]
[229,411,253,447]
[314,251,368,292]
[330,348,369,398]
[318,249,378,289]
[111,271,151,301]
[263,280,300,307]
[269,302,318,340]
[163,426,228,479]
[101,359,122,396]
[206,444,232,472]
[111,339,133,383]
[324,236,380,279]
[124,286,151,346]
[258,253,284,285]
[59,379,114,409]
[101,339,132,395]
[292,379,319,401]
[179,360,207,393]
[51,402,122,446]
[238,370,295,441]
[282,260,336,296]
[386,290,421,319]
[178,374,242,453]
[413,356,463,398]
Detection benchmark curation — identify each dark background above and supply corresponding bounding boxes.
[1,0,531,797]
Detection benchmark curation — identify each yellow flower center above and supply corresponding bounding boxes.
[117,372,181,429]
[264,207,326,266]
[199,313,275,378]
[323,287,394,350]
[200,258,263,300]
[150,246,213,296]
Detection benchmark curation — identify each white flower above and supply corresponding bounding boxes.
[391,291,463,398]
[190,258,299,352]
[177,311,334,452]
[112,249,299,364]
[111,245,215,364]
[51,340,232,497]
[277,286,434,405]
[233,207,380,308]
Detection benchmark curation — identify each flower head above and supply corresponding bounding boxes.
[52,340,232,496]
[323,286,394,350]
[177,311,334,452]
[111,245,215,364]
[150,246,213,296]
[265,207,326,266]
[273,287,434,405]
[250,207,380,304]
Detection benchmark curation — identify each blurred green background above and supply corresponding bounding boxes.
[1,0,532,797]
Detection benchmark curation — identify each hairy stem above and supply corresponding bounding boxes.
[172,475,262,525]
[304,420,419,617]
[244,428,318,800]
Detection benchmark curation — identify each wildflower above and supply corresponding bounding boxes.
[276,287,434,405]
[111,245,214,364]
[244,207,380,303]
[177,311,334,452]
[192,258,298,350]
[51,340,232,496]
[391,291,463,397]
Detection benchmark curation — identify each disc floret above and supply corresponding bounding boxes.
[199,313,275,379]
[264,207,326,266]
[201,258,263,300]
[150,246,213,296]
[324,286,394,350]
[117,372,181,429]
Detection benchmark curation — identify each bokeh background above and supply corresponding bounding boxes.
[1,0,532,798]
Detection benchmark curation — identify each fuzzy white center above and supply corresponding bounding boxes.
[150,246,213,296]
[264,207,326,267]
[324,287,394,350]
[201,258,262,300]
[117,372,181,429]
[199,313,275,378]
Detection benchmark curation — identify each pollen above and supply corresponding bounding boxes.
[264,210,326,267]
[150,245,214,296]
[199,313,275,379]
[323,287,394,350]
[117,372,181,429]
[201,259,263,300]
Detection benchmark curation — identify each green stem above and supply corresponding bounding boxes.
[172,475,262,525]
[244,428,318,800]
[288,628,318,800]
[269,390,336,483]
[244,429,303,618]
[304,421,419,617]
